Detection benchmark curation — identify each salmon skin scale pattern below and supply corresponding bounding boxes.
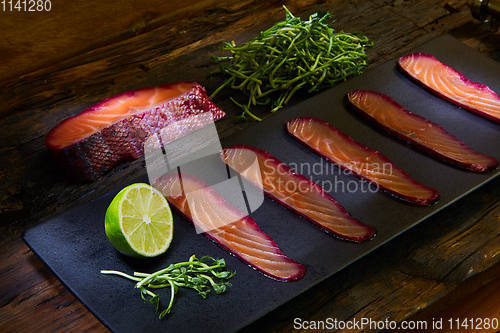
[45,82,225,181]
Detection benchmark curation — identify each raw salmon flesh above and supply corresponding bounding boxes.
[398,53,500,123]
[286,117,439,206]
[46,82,225,181]
[347,90,497,172]
[154,173,306,281]
[221,145,375,242]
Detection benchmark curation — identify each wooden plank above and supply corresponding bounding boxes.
[0,0,246,82]
[405,264,500,333]
[0,240,105,332]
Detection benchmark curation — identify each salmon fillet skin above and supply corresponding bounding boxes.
[286,117,439,206]
[347,90,498,172]
[45,82,225,181]
[153,173,306,282]
[221,145,375,242]
[398,53,500,123]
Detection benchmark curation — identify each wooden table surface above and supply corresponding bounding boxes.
[0,1,499,332]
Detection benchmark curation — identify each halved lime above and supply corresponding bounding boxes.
[105,183,173,258]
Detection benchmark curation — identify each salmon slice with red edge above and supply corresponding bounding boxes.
[398,53,500,123]
[347,90,497,172]
[221,145,375,242]
[153,173,305,281]
[286,117,439,206]
[46,82,225,181]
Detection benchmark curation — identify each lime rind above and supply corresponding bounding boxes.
[105,183,173,258]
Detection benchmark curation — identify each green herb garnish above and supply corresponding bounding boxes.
[210,6,373,120]
[101,255,235,319]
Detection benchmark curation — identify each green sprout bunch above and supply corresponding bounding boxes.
[210,5,373,121]
[101,255,235,319]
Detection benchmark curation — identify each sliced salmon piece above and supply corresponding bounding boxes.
[398,53,500,123]
[153,173,305,281]
[286,117,439,206]
[46,82,225,181]
[347,90,498,172]
[221,145,375,242]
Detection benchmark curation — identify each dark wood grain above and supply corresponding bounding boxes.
[0,0,236,82]
[0,0,499,332]
[402,264,500,333]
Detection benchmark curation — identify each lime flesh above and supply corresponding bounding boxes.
[105,183,173,258]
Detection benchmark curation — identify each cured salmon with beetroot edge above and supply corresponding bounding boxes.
[286,117,439,206]
[45,82,225,181]
[153,173,306,281]
[398,53,500,123]
[221,145,375,242]
[347,90,498,172]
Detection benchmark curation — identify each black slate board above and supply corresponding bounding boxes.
[24,35,499,333]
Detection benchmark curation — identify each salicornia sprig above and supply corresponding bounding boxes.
[210,5,373,120]
[101,254,235,319]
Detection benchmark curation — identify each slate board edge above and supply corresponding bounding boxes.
[23,172,499,333]
[23,231,116,332]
